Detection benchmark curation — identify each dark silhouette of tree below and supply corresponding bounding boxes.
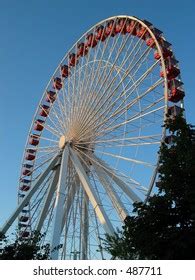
[105,113,195,259]
[0,232,50,260]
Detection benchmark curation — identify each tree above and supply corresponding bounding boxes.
[0,231,50,260]
[105,113,195,259]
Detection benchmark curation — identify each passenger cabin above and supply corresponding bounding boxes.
[77,42,88,57]
[60,65,69,78]
[22,164,33,176]
[86,33,98,48]
[136,24,148,39]
[25,149,36,161]
[39,104,50,117]
[95,25,106,41]
[46,91,56,103]
[105,20,116,37]
[115,18,127,34]
[29,134,40,146]
[167,105,183,117]
[53,77,62,90]
[160,57,180,80]
[68,53,78,67]
[34,119,44,131]
[126,19,137,35]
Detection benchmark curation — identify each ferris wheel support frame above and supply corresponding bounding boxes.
[69,147,115,236]
[92,155,142,203]
[35,165,60,232]
[0,153,60,235]
[51,146,70,259]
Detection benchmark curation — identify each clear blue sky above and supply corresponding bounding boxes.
[0,0,194,226]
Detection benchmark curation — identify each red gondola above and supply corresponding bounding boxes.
[86,33,98,48]
[115,18,127,34]
[160,57,180,80]
[39,104,50,117]
[29,134,40,146]
[46,91,56,103]
[60,65,70,78]
[53,77,62,90]
[136,24,148,39]
[154,47,173,60]
[77,42,88,57]
[168,88,185,103]
[68,53,78,67]
[126,19,137,35]
[34,119,45,131]
[25,149,36,161]
[168,79,183,90]
[167,105,183,117]
[105,20,116,37]
[146,27,163,48]
[95,25,106,41]
[20,185,30,191]
[22,163,33,176]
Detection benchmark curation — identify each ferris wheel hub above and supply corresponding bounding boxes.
[59,135,66,149]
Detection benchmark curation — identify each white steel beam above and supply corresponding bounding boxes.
[94,164,128,221]
[69,147,114,235]
[51,146,69,259]
[35,164,60,232]
[60,176,79,233]
[0,153,60,235]
[81,192,89,260]
[93,155,141,203]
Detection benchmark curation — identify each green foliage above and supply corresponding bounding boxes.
[105,114,195,259]
[0,231,50,260]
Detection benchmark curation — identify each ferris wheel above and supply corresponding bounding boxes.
[1,15,185,259]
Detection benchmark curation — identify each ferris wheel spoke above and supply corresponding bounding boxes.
[79,28,147,125]
[97,102,164,138]
[33,149,59,166]
[93,155,142,203]
[83,20,139,108]
[75,133,162,146]
[93,96,164,140]
[55,92,70,132]
[77,77,163,142]
[74,146,145,193]
[42,122,62,138]
[69,147,115,235]
[78,21,134,123]
[94,164,128,221]
[105,78,163,122]
[77,95,164,144]
[82,19,119,92]
[76,59,161,141]
[96,149,154,167]
[40,103,64,135]
[37,135,58,143]
[49,105,67,134]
